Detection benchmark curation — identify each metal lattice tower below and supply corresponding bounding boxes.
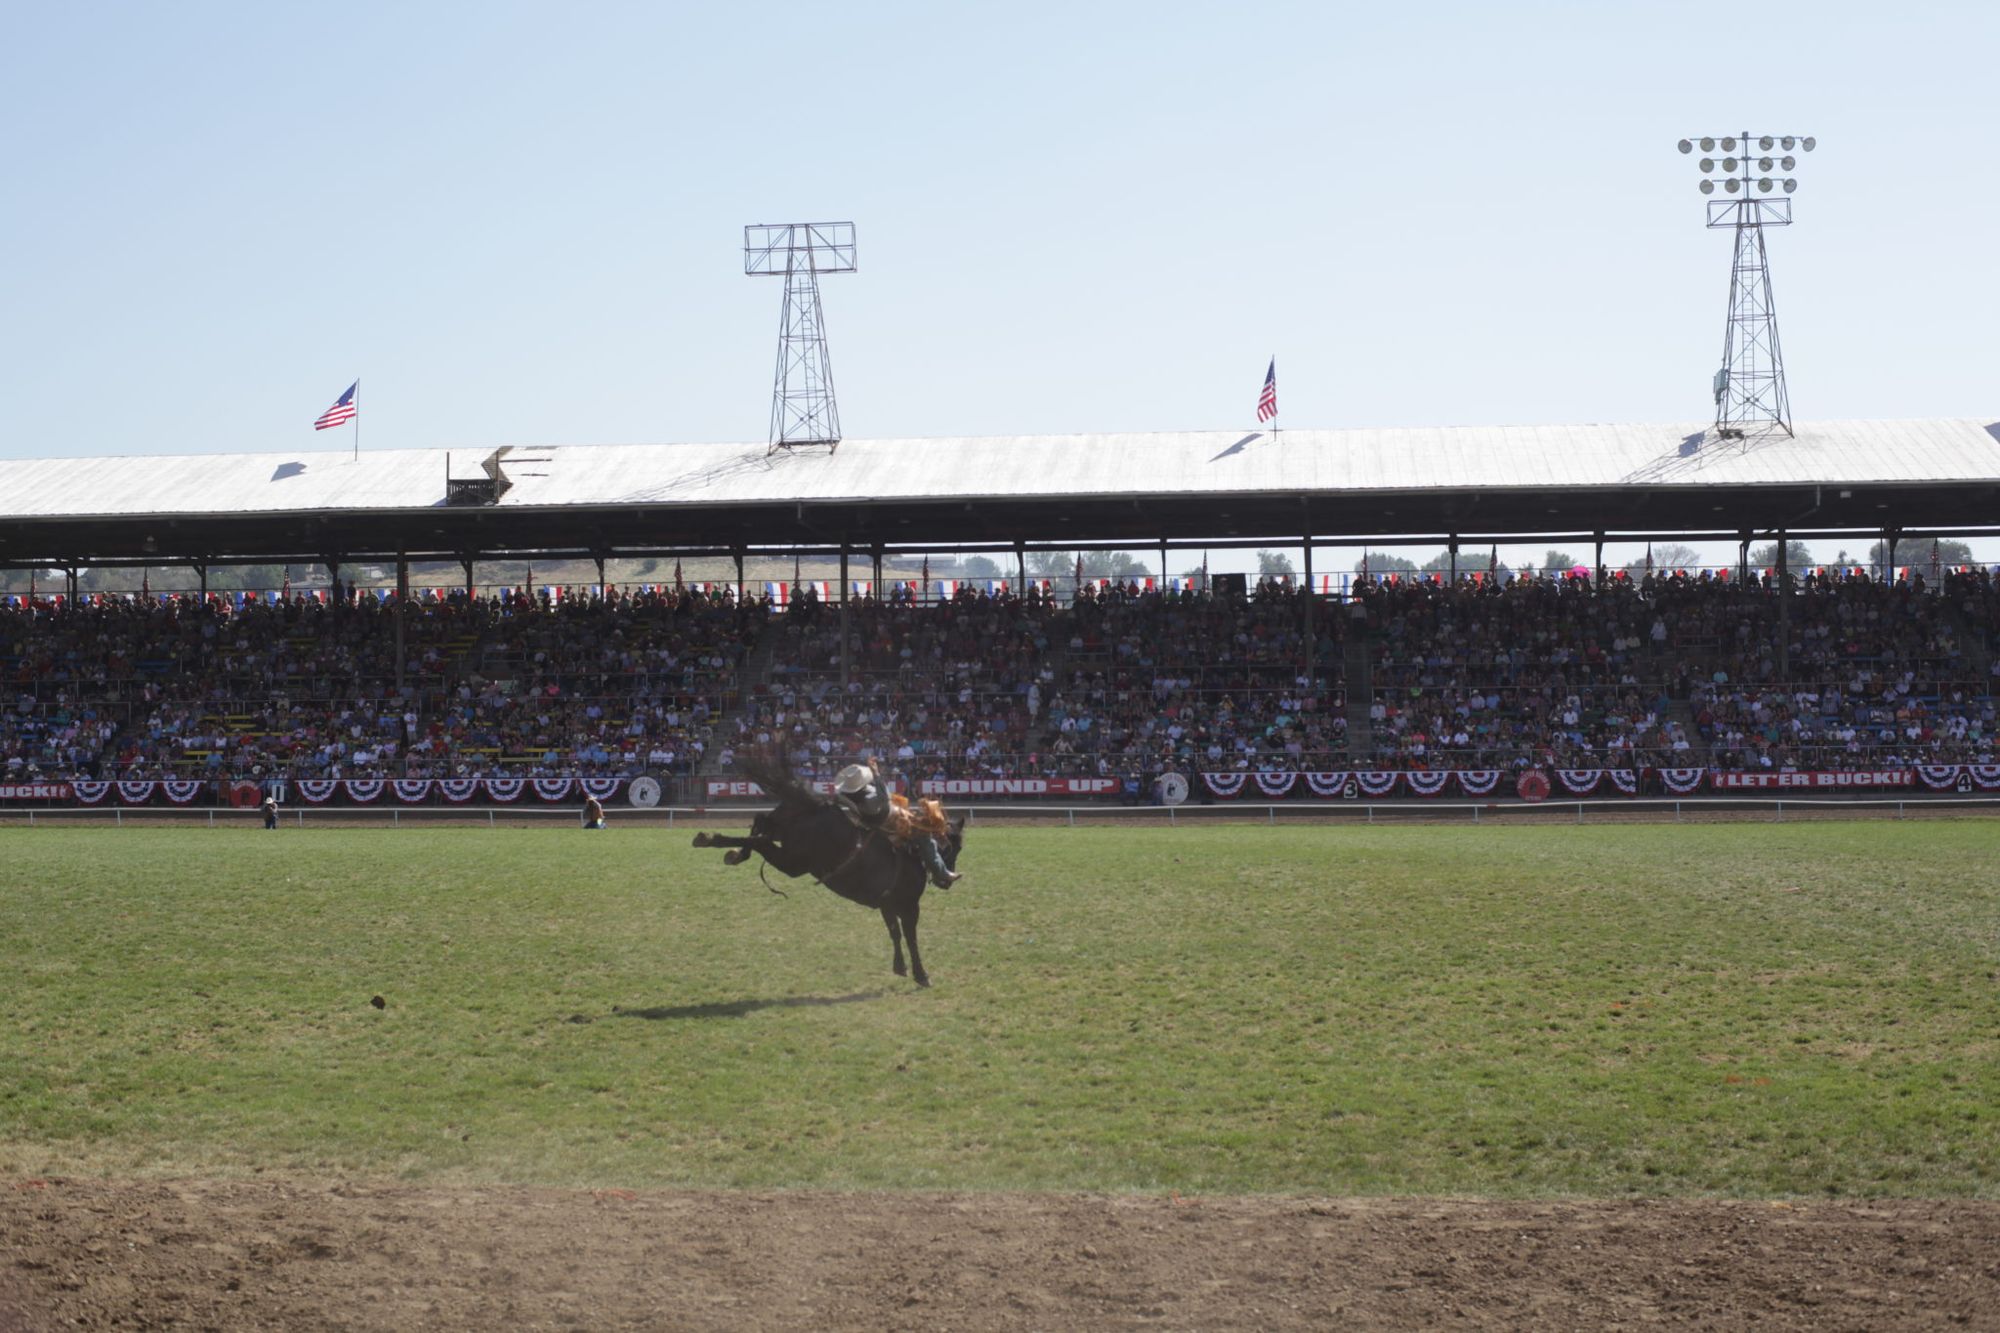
[744,222,856,454]
[1678,133,1815,439]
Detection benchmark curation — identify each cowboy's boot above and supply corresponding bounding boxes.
[920,837,962,888]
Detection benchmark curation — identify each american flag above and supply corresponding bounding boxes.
[314,382,358,431]
[1256,359,1277,423]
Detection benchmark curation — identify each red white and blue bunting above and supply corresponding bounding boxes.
[1355,771,1399,797]
[484,777,525,803]
[1200,772,1248,799]
[1555,770,1604,796]
[1658,767,1706,795]
[1404,770,1451,797]
[1456,770,1502,796]
[1302,772,1350,798]
[38,775,638,807]
[1252,772,1296,798]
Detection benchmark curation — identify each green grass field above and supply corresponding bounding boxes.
[2,822,1995,1199]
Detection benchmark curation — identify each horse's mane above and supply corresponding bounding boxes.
[738,751,830,810]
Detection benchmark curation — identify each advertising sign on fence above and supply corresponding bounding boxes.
[0,783,72,801]
[1709,770,1915,790]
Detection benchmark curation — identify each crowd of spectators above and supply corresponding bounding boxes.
[721,586,1060,781]
[2,587,752,784]
[4,566,1997,791]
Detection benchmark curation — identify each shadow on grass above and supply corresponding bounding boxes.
[611,990,890,1021]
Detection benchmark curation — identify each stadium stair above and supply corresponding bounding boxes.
[1936,597,1993,682]
[1342,616,1375,760]
[1658,697,1715,769]
[687,620,783,792]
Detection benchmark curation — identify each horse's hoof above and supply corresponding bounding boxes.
[691,832,711,848]
[913,973,930,988]
[723,848,749,865]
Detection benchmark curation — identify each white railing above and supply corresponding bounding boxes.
[5,795,2000,827]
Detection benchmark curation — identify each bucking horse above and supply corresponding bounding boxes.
[692,755,965,986]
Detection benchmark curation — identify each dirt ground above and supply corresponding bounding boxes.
[3,1181,1997,1331]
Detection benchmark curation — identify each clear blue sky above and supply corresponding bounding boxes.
[2,1,1995,568]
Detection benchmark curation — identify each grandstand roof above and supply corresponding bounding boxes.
[3,418,1997,564]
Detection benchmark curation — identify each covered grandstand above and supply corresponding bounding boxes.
[3,418,1998,563]
[3,418,1999,812]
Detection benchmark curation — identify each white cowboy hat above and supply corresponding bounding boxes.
[834,764,876,795]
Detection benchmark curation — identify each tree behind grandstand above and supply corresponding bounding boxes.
[1872,536,1974,570]
[1623,542,1704,575]
[1419,550,1507,576]
[1027,550,1149,582]
[1748,540,1816,570]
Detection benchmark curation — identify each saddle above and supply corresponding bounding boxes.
[834,791,947,845]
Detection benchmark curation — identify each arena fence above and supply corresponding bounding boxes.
[4,795,1998,827]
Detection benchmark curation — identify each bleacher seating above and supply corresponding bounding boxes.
[3,568,1995,790]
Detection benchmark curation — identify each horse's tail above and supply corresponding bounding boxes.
[738,750,823,808]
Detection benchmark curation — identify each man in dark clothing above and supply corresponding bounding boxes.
[834,763,961,888]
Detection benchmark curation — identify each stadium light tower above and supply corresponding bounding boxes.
[1677,133,1815,439]
[744,221,856,454]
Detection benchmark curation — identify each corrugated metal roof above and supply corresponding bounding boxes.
[3,419,1996,521]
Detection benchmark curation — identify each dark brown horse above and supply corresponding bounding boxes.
[692,757,965,986]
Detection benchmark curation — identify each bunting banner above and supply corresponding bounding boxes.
[23,765,2000,811]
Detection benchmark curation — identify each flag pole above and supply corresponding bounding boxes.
[352,377,361,461]
[1271,355,1278,439]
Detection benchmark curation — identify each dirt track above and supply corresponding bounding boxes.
[4,1180,1998,1330]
